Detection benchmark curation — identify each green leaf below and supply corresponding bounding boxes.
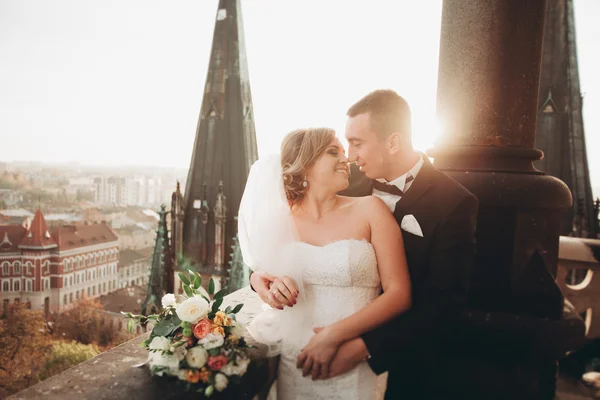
[178,272,190,286]
[211,298,223,313]
[153,320,177,336]
[171,315,182,326]
[208,278,215,295]
[204,385,214,397]
[224,306,232,314]
[208,348,220,356]
[183,284,193,298]
[232,304,244,314]
[127,319,134,333]
[193,274,202,289]
[214,289,227,300]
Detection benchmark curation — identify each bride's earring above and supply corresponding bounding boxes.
[302,178,309,188]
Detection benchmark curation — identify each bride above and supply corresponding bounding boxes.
[238,127,412,400]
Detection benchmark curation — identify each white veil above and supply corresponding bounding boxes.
[237,154,311,355]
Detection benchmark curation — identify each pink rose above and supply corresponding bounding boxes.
[193,319,212,340]
[207,355,228,371]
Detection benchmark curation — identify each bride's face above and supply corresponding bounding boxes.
[306,137,349,193]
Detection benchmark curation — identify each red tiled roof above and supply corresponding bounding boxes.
[52,222,118,251]
[0,225,27,253]
[19,209,57,249]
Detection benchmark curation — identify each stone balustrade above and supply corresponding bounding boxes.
[556,236,600,340]
[9,287,276,400]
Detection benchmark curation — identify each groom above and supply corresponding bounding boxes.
[251,89,478,399]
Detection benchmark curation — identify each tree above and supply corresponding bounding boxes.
[0,303,52,398]
[38,341,100,381]
[53,297,134,348]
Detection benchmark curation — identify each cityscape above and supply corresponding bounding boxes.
[1,0,600,399]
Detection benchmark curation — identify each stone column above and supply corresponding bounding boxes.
[431,0,585,398]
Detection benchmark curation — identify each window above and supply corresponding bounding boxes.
[25,262,32,275]
[87,287,91,297]
[44,262,49,274]
[98,284,101,294]
[27,281,31,291]
[69,293,73,303]
[92,286,96,295]
[63,277,67,287]
[103,282,106,292]
[76,291,79,300]
[63,294,67,305]
[14,263,20,274]
[70,276,73,286]
[108,281,111,291]
[2,281,8,292]
[76,275,80,284]
[14,280,20,291]
[2,263,8,275]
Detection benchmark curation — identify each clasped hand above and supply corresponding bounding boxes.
[296,327,341,380]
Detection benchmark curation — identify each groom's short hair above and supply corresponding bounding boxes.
[347,89,412,141]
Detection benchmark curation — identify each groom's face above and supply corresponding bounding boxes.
[345,113,390,180]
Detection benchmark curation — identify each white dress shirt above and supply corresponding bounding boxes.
[372,154,425,212]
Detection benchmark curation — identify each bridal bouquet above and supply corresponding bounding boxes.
[122,272,251,397]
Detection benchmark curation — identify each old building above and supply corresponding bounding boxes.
[0,209,119,313]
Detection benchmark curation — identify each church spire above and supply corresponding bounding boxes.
[182,0,258,273]
[535,0,596,237]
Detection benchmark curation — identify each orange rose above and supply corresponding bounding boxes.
[223,317,232,327]
[193,319,212,340]
[211,325,225,336]
[199,367,211,383]
[227,334,239,345]
[186,369,202,384]
[213,311,227,326]
[207,355,228,371]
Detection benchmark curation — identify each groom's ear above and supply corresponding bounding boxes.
[387,132,403,155]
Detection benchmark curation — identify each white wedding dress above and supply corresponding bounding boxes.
[276,239,383,400]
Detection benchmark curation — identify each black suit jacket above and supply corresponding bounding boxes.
[341,157,478,399]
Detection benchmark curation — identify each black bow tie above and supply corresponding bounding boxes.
[372,175,414,196]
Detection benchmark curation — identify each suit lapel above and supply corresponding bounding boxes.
[393,157,435,220]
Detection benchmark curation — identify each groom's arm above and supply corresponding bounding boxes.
[361,193,478,375]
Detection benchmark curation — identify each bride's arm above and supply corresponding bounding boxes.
[322,196,411,342]
[297,196,412,377]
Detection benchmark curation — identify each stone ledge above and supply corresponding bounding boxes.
[10,287,275,400]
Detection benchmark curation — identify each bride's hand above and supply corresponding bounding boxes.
[251,272,298,309]
[269,276,299,308]
[297,326,341,380]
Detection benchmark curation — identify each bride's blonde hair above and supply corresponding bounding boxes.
[281,128,336,205]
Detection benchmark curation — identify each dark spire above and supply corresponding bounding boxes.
[142,205,171,315]
[182,0,258,272]
[535,0,596,237]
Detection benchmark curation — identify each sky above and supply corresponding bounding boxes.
[0,1,599,191]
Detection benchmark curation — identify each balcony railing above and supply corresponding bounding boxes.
[556,236,600,339]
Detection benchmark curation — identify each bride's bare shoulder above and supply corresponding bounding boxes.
[338,195,388,214]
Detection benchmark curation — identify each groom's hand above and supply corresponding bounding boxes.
[250,271,298,309]
[319,337,369,380]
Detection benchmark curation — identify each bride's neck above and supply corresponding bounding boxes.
[295,191,338,221]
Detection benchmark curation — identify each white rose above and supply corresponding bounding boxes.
[198,333,224,350]
[148,336,171,352]
[161,293,177,308]
[176,369,188,381]
[149,352,179,376]
[230,322,246,338]
[220,357,250,377]
[186,346,208,368]
[176,296,209,324]
[172,345,188,361]
[214,373,229,392]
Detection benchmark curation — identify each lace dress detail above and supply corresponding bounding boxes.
[277,239,383,400]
